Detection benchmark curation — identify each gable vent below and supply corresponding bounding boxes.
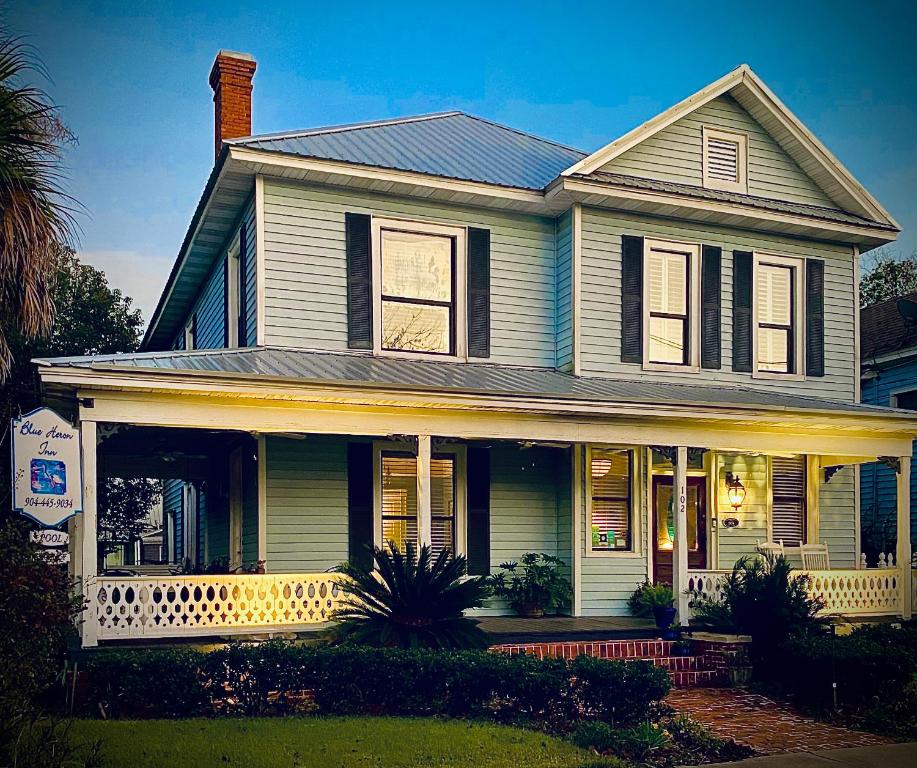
[707,138,739,182]
[703,127,747,193]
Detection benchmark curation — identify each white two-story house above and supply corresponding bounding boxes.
[38,52,916,646]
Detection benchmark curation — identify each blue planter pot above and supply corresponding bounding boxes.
[652,605,677,637]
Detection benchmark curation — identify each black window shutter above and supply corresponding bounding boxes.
[467,227,491,358]
[732,251,753,372]
[238,225,248,347]
[805,259,825,377]
[345,213,373,350]
[466,445,490,576]
[190,312,198,351]
[347,442,374,571]
[223,256,230,348]
[621,235,644,363]
[701,245,722,369]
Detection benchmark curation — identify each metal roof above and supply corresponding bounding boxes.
[36,347,913,420]
[229,112,586,191]
[572,171,895,230]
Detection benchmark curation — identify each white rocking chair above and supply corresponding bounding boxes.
[800,543,830,570]
[755,540,785,558]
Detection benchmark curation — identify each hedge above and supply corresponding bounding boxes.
[767,625,917,711]
[81,642,670,725]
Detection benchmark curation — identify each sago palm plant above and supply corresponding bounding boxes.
[0,35,77,381]
[330,542,491,649]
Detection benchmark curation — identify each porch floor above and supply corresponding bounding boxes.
[476,615,657,644]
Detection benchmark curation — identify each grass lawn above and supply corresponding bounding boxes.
[72,716,614,768]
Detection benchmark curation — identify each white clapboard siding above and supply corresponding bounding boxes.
[600,94,837,209]
[264,435,349,572]
[819,465,857,568]
[717,453,769,568]
[261,180,558,367]
[580,207,856,401]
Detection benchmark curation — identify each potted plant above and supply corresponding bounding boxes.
[489,553,572,617]
[672,638,693,656]
[725,647,753,687]
[627,580,676,634]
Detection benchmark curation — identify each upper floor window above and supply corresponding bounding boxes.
[587,447,635,554]
[754,253,804,376]
[372,218,467,359]
[643,239,700,370]
[702,127,748,194]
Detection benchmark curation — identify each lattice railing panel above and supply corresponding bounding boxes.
[686,568,903,617]
[804,569,901,616]
[94,573,347,640]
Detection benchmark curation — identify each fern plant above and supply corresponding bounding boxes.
[329,542,490,649]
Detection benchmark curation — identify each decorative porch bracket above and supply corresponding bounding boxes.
[649,446,706,464]
[823,465,845,483]
[879,456,901,474]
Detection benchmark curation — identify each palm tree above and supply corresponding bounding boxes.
[0,35,76,381]
[329,542,491,649]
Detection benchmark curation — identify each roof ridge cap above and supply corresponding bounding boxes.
[228,111,463,144]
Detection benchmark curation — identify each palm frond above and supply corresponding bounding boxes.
[329,542,491,649]
[0,35,79,380]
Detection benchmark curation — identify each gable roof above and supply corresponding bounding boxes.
[861,292,917,362]
[229,111,586,191]
[563,65,899,228]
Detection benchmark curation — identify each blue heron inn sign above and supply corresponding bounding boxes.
[11,407,83,527]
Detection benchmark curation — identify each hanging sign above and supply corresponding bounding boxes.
[30,529,71,547]
[11,407,83,527]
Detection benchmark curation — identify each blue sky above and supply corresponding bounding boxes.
[11,0,917,324]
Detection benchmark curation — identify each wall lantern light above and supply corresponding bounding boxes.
[725,472,746,510]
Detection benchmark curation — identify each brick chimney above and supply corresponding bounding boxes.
[208,50,257,162]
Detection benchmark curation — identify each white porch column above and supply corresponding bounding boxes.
[80,420,98,647]
[897,455,912,620]
[571,445,583,617]
[417,435,432,548]
[673,446,690,622]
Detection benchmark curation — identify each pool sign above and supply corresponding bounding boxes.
[11,407,82,527]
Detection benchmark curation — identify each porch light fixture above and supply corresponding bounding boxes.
[725,472,746,511]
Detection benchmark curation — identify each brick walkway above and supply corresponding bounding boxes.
[666,688,889,755]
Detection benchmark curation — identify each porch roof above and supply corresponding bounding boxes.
[35,346,917,423]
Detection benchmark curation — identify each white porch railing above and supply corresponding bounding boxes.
[93,573,347,640]
[687,567,905,617]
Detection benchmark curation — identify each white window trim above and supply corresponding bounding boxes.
[642,237,701,373]
[370,216,468,362]
[183,319,195,351]
[372,440,467,557]
[702,126,748,194]
[585,445,642,559]
[226,233,241,349]
[752,251,805,381]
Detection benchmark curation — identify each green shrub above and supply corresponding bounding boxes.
[570,655,670,724]
[690,554,825,661]
[82,648,209,718]
[80,643,668,726]
[771,629,917,711]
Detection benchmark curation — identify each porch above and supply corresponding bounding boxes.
[35,348,917,647]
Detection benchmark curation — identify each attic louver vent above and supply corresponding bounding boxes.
[707,138,739,182]
[702,127,747,193]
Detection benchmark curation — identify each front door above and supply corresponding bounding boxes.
[652,475,707,585]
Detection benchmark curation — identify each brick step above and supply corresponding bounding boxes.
[669,669,722,688]
[491,639,679,660]
[644,655,707,671]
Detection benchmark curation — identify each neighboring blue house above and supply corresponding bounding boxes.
[861,293,917,561]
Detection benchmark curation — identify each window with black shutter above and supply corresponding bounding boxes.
[753,253,804,376]
[772,455,807,547]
